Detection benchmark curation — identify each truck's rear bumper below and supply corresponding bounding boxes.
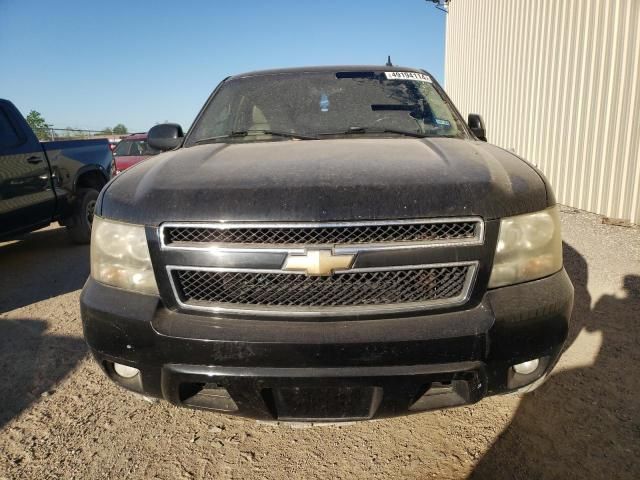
[80,269,573,421]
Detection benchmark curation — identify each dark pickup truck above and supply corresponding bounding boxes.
[81,66,574,422]
[0,99,113,243]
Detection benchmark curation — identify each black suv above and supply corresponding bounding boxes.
[81,66,573,422]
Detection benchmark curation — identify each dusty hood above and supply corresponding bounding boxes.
[99,138,551,225]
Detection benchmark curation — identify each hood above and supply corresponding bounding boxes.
[99,138,551,225]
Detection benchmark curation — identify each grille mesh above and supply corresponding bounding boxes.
[173,266,470,309]
[164,221,478,246]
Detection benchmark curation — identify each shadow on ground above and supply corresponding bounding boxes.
[1,227,89,427]
[470,242,640,479]
[0,227,89,313]
[0,318,87,428]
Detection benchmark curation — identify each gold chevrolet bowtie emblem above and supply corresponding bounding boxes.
[282,250,355,276]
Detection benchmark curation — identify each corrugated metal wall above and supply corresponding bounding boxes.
[445,0,640,224]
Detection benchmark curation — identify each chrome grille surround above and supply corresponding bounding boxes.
[166,261,478,316]
[159,218,484,317]
[160,218,484,252]
[169,263,476,314]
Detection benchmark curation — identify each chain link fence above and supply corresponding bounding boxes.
[45,127,131,141]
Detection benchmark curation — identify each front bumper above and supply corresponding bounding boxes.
[80,269,573,421]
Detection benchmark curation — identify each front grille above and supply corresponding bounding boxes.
[164,220,479,247]
[172,265,471,310]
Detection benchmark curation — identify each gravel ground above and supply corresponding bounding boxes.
[0,209,639,480]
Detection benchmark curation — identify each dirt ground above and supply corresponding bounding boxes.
[0,209,639,480]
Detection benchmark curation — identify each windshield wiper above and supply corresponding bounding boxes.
[194,130,317,144]
[317,126,428,138]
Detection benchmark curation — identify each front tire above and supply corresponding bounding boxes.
[66,188,99,244]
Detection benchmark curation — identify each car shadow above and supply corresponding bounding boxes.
[0,226,89,314]
[0,318,87,428]
[470,242,640,479]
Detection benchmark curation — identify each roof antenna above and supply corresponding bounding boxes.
[386,55,393,67]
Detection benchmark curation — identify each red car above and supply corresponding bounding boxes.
[112,133,159,173]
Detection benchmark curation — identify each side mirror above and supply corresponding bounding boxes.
[147,123,184,151]
[468,114,487,142]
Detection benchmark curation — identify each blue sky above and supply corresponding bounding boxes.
[0,0,446,132]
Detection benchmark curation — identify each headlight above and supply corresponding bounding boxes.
[90,216,159,295]
[489,206,562,288]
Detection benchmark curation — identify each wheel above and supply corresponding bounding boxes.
[66,188,99,244]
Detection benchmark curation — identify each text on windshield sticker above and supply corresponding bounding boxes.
[384,71,432,83]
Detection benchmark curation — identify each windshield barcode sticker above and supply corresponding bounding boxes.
[384,71,432,83]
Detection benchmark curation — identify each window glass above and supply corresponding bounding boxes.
[187,71,466,145]
[113,140,131,156]
[113,139,160,156]
[0,109,21,148]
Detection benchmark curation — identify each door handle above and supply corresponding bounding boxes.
[26,155,43,164]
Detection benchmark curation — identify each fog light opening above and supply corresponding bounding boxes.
[512,358,540,375]
[113,362,140,379]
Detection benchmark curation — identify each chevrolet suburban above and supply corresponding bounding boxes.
[80,66,574,422]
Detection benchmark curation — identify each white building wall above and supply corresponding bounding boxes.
[445,0,640,224]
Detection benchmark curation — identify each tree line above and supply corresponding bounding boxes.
[25,110,128,140]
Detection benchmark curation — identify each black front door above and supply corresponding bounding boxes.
[0,105,55,237]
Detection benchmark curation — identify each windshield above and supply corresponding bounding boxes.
[113,139,160,156]
[186,71,467,145]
